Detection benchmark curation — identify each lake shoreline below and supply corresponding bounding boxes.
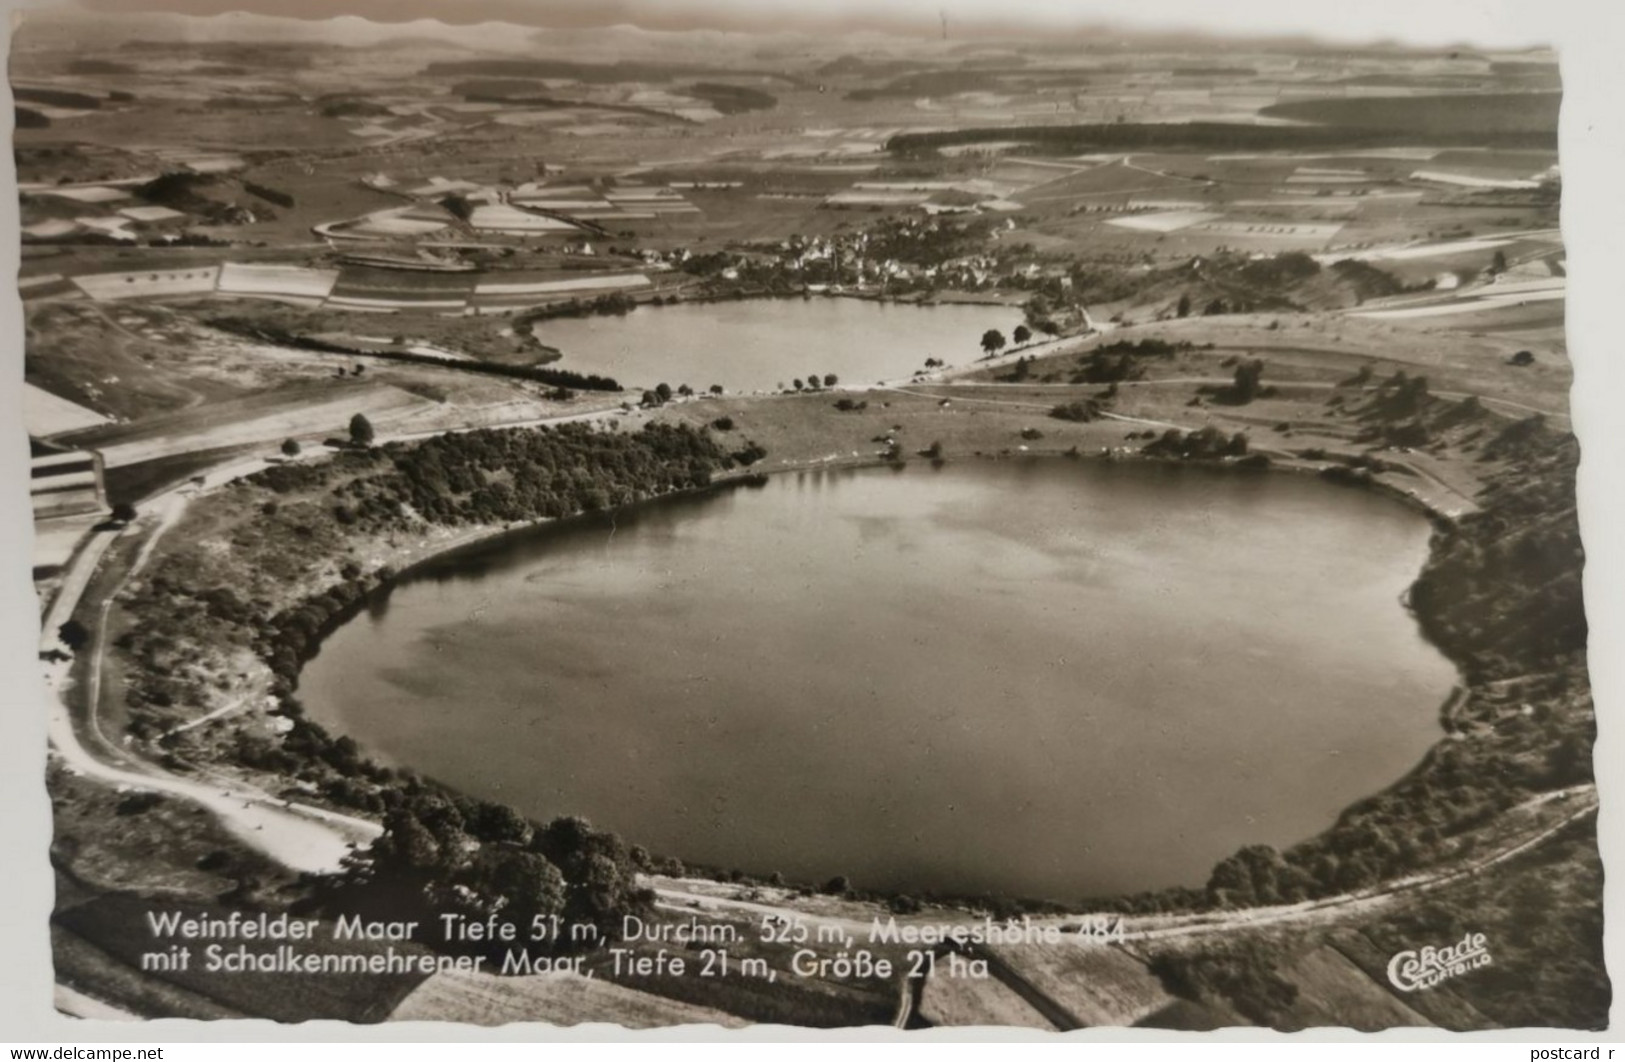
[286,434,1459,905]
[533,295,1027,395]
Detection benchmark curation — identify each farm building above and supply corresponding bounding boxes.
[30,440,106,520]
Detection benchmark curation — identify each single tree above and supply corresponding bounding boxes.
[1230,358,1266,403]
[980,329,1007,357]
[1177,293,1192,318]
[349,413,375,447]
[792,378,804,391]
[655,382,673,403]
[823,373,837,387]
[678,383,693,397]
[281,438,301,457]
[58,618,91,651]
[1013,324,1032,345]
[709,384,724,395]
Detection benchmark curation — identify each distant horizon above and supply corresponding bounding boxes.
[20,0,1559,52]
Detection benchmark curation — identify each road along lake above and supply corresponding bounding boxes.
[532,298,1025,392]
[301,459,1456,902]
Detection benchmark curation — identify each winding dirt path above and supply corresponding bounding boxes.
[43,475,383,874]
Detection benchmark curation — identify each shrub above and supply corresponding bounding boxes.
[1049,401,1098,422]
[58,619,91,651]
[348,414,375,447]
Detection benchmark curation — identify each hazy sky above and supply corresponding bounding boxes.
[61,0,1557,49]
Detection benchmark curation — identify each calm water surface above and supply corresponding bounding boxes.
[302,461,1454,901]
[534,298,1023,392]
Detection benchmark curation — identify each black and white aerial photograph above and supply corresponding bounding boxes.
[4,0,1615,1037]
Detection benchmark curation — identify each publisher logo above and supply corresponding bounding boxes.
[1386,932,1493,992]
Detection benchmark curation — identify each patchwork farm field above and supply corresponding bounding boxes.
[987,943,1178,1028]
[389,969,745,1028]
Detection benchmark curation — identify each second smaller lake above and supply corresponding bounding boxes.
[533,298,1024,393]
